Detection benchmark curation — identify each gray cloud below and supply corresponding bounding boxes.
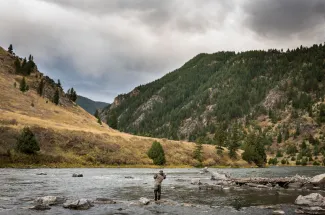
[0,0,323,102]
[243,0,325,39]
[43,0,233,33]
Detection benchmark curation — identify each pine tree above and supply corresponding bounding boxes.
[97,117,102,125]
[295,124,300,137]
[214,124,226,150]
[284,128,289,141]
[37,79,44,96]
[53,88,60,105]
[57,79,61,88]
[94,109,99,118]
[19,77,28,92]
[193,141,203,164]
[67,88,77,102]
[277,132,282,143]
[242,133,267,167]
[16,127,40,154]
[8,44,13,54]
[107,112,118,129]
[22,58,27,67]
[228,124,241,158]
[318,104,325,123]
[14,58,21,73]
[147,141,166,165]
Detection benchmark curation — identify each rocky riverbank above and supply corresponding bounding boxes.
[11,170,324,215]
[194,168,325,191]
[2,167,325,215]
[5,194,322,215]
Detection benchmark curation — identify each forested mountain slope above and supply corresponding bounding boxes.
[101,43,325,149]
[76,95,109,115]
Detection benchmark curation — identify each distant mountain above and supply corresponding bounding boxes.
[76,95,109,115]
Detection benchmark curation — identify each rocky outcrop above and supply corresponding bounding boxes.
[295,193,325,207]
[63,199,94,210]
[311,173,325,184]
[34,196,66,206]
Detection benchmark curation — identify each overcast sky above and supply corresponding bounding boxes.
[0,0,324,102]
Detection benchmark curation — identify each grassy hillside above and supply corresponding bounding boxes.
[76,95,109,115]
[101,43,325,166]
[0,46,245,168]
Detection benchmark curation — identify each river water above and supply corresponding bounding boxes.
[0,167,324,214]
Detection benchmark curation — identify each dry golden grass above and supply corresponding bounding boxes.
[0,49,248,167]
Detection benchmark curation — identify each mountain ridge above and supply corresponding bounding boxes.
[100,43,325,165]
[76,95,109,115]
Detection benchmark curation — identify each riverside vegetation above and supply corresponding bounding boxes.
[0,45,244,168]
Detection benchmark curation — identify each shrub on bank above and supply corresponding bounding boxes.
[16,127,40,154]
[147,141,166,165]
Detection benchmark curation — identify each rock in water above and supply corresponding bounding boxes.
[72,173,83,177]
[288,182,302,189]
[63,199,94,210]
[200,167,210,174]
[310,173,325,184]
[295,193,325,207]
[272,210,285,215]
[210,172,229,181]
[35,196,66,206]
[36,173,47,175]
[94,198,116,204]
[190,179,202,185]
[139,197,150,205]
[29,204,51,210]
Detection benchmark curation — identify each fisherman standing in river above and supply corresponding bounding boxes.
[154,170,166,201]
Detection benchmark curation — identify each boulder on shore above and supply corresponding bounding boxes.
[310,173,325,184]
[295,193,325,207]
[63,199,94,210]
[139,197,150,205]
[35,196,66,206]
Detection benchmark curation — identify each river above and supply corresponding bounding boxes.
[0,167,324,214]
